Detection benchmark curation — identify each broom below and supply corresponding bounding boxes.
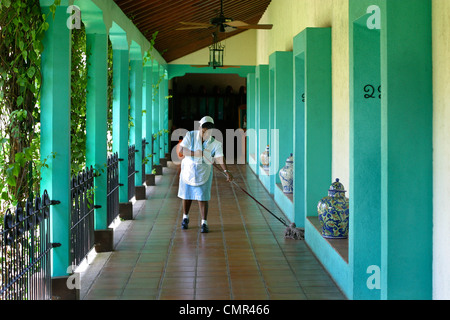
[209,160,304,240]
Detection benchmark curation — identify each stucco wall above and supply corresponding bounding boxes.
[257,0,350,198]
[170,29,257,66]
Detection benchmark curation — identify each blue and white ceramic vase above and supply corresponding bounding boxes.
[260,145,270,171]
[317,179,349,239]
[279,154,293,194]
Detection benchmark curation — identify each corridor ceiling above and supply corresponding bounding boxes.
[113,0,272,63]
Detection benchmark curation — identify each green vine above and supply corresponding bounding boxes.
[0,0,59,213]
[107,38,114,154]
[70,22,88,176]
[142,31,170,102]
[0,1,162,215]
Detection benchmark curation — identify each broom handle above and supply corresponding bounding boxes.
[207,158,288,227]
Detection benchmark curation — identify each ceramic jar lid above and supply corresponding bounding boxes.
[328,178,346,195]
[286,153,293,163]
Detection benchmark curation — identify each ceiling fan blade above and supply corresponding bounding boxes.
[179,21,214,27]
[226,21,273,30]
[241,24,273,30]
[219,66,241,69]
[176,26,211,30]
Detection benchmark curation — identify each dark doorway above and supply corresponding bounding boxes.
[170,73,247,162]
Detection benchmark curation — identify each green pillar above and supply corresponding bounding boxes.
[152,62,161,166]
[159,66,166,159]
[268,52,294,221]
[293,33,306,228]
[270,51,293,185]
[380,0,432,300]
[303,28,332,219]
[130,45,143,186]
[349,4,382,299]
[246,73,256,166]
[39,1,71,277]
[110,26,130,204]
[163,69,170,155]
[143,65,153,174]
[85,27,108,231]
[256,65,269,176]
[267,65,275,195]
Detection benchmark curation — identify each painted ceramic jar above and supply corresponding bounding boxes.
[317,178,349,239]
[279,154,293,194]
[260,145,270,171]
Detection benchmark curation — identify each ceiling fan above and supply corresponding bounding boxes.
[176,0,273,33]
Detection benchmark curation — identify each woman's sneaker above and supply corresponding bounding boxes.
[201,223,209,234]
[181,218,189,230]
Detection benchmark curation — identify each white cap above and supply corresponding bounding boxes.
[199,116,214,126]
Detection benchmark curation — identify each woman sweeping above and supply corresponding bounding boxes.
[178,116,233,233]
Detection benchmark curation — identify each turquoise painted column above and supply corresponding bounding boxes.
[246,73,255,167]
[303,29,332,219]
[130,45,144,187]
[349,5,382,300]
[39,1,71,277]
[294,27,345,296]
[253,73,259,168]
[164,70,170,156]
[267,65,275,195]
[293,34,306,228]
[256,65,269,177]
[380,0,432,300]
[159,66,166,159]
[143,64,153,174]
[270,52,294,221]
[270,52,293,185]
[84,21,108,231]
[267,52,294,195]
[110,26,130,204]
[152,62,161,166]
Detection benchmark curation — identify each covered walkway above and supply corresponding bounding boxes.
[80,163,346,300]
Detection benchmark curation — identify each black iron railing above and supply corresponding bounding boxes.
[128,145,136,201]
[0,190,60,300]
[70,167,95,268]
[142,139,147,184]
[107,153,120,226]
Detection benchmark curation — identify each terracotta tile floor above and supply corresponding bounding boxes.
[83,162,346,300]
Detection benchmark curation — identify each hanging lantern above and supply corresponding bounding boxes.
[209,32,225,69]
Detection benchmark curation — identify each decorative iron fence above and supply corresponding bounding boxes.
[70,167,95,268]
[107,153,120,227]
[128,145,136,201]
[0,190,60,300]
[142,139,147,184]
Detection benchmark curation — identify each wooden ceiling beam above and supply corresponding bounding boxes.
[112,0,272,63]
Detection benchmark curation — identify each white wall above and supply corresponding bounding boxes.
[432,0,450,300]
[256,0,350,196]
[170,29,257,66]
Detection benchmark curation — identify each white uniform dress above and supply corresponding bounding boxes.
[177,130,224,201]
